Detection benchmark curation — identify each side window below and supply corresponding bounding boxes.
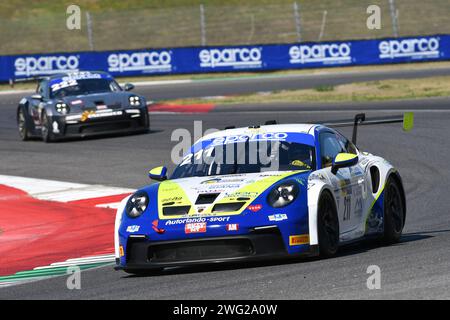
[320,132,345,168]
[337,133,358,155]
[36,81,47,98]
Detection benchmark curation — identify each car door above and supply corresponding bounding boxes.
[319,131,362,240]
[30,80,48,127]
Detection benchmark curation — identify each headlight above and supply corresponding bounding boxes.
[129,96,141,106]
[125,191,149,218]
[55,102,70,115]
[267,181,299,208]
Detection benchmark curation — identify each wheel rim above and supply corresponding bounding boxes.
[387,184,403,233]
[320,197,339,248]
[18,110,26,138]
[41,113,48,139]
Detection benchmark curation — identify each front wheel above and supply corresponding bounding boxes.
[318,191,340,257]
[41,111,54,143]
[17,107,30,141]
[382,177,405,244]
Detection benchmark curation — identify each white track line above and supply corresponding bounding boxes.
[0,175,133,202]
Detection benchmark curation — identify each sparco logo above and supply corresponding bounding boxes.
[379,37,440,59]
[199,48,262,69]
[289,43,352,65]
[14,55,79,77]
[108,51,172,73]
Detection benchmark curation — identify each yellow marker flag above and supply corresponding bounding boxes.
[403,112,414,132]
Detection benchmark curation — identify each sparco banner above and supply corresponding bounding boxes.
[0,35,449,82]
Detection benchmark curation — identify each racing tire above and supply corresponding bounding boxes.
[41,111,55,143]
[17,107,30,141]
[382,177,405,244]
[318,191,340,258]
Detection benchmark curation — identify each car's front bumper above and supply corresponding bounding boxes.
[51,108,149,139]
[115,228,318,271]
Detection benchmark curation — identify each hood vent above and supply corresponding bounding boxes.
[212,202,246,213]
[195,193,220,205]
[163,205,191,216]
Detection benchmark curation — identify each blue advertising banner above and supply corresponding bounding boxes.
[0,34,449,82]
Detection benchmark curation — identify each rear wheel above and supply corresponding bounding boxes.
[382,177,404,244]
[318,191,340,257]
[17,108,30,141]
[41,111,54,143]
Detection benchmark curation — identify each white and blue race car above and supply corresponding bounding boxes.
[115,114,413,274]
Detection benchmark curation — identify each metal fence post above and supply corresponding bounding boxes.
[200,4,206,46]
[85,11,94,50]
[388,0,399,37]
[318,10,328,41]
[293,2,302,43]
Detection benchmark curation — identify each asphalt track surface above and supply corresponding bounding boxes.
[0,69,449,299]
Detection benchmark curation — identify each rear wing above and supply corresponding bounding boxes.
[258,112,414,145]
[322,112,414,144]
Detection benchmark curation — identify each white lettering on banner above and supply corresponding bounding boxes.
[289,43,352,65]
[14,56,79,77]
[108,51,172,73]
[199,48,263,68]
[379,37,440,59]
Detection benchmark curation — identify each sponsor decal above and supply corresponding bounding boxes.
[108,51,172,73]
[70,99,83,105]
[96,105,108,110]
[80,110,122,122]
[201,178,222,184]
[14,55,79,77]
[199,47,263,69]
[151,219,165,234]
[226,223,239,231]
[379,37,440,60]
[247,204,262,212]
[289,234,309,246]
[185,222,207,234]
[126,225,140,233]
[165,216,231,226]
[268,214,288,222]
[289,43,352,65]
[119,246,124,257]
[211,132,288,146]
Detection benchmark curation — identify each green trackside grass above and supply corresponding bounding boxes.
[162,76,450,105]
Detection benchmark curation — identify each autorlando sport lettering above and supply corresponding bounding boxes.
[14,55,79,77]
[108,51,172,73]
[199,47,262,69]
[165,216,231,226]
[379,37,440,59]
[289,43,352,65]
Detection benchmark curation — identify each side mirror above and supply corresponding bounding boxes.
[31,94,43,101]
[124,83,135,91]
[148,166,168,181]
[331,153,358,175]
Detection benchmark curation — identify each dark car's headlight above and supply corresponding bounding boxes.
[125,191,149,218]
[55,102,70,114]
[129,96,141,106]
[267,181,299,208]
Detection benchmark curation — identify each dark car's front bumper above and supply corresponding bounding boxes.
[116,228,318,271]
[53,108,149,139]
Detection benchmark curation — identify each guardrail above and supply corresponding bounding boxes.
[0,34,448,83]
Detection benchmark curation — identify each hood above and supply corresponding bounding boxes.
[60,92,137,112]
[156,170,308,219]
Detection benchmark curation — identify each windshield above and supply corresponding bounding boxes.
[50,78,121,98]
[171,141,315,179]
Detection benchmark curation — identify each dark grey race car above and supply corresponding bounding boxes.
[17,71,149,142]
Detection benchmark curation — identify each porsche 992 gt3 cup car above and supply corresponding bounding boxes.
[17,71,149,142]
[115,114,413,274]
